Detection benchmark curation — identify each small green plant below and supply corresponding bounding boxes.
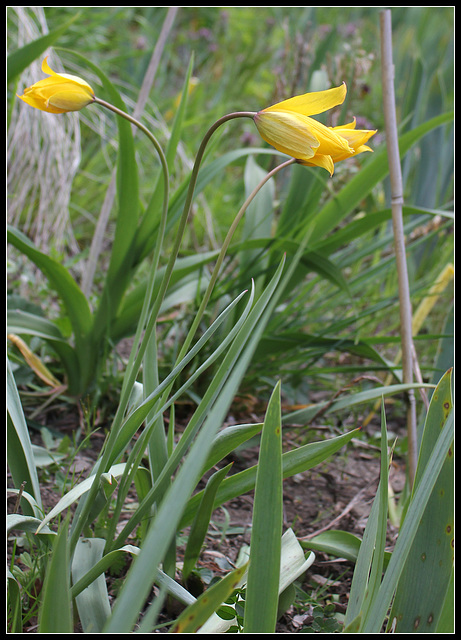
[308,603,343,633]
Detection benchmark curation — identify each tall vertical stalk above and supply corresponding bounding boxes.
[380,9,417,486]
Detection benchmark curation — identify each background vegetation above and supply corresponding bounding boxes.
[7,6,453,633]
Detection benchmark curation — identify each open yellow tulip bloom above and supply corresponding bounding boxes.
[254,84,376,175]
[17,57,95,114]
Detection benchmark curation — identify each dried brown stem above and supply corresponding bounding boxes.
[380,9,417,486]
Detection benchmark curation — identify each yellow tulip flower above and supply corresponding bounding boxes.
[17,57,95,114]
[254,83,376,175]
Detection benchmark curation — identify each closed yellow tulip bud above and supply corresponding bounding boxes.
[17,57,95,114]
[254,83,376,175]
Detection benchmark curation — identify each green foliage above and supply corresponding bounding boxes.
[387,369,454,632]
[302,370,454,633]
[7,6,453,634]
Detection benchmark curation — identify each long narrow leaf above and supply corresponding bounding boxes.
[7,309,81,392]
[106,287,252,469]
[387,369,454,632]
[282,382,433,424]
[361,408,453,633]
[72,538,111,633]
[7,228,93,347]
[356,401,389,628]
[244,381,283,633]
[64,52,140,340]
[75,52,139,282]
[7,360,42,513]
[38,522,73,633]
[70,286,254,550]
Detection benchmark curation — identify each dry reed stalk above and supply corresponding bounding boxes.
[380,9,417,486]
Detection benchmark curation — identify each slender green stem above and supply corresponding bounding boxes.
[93,97,168,179]
[117,112,257,418]
[91,98,169,402]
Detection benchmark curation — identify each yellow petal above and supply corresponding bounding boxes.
[254,110,320,161]
[47,88,95,111]
[332,124,376,149]
[253,83,376,175]
[262,83,347,117]
[333,118,357,130]
[305,117,354,158]
[42,57,93,90]
[298,154,335,176]
[17,91,64,113]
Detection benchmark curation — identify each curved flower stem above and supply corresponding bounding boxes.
[149,154,295,495]
[93,96,170,412]
[93,97,169,209]
[133,112,258,383]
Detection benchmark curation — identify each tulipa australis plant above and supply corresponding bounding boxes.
[8,7,453,633]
